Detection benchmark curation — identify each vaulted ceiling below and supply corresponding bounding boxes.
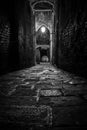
[29,0,56,11]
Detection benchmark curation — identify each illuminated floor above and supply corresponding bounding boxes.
[0,64,87,129]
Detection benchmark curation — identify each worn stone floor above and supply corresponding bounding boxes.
[0,63,87,130]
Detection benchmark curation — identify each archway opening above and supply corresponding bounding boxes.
[32,1,53,10]
[36,25,50,45]
[36,47,50,64]
[36,26,50,64]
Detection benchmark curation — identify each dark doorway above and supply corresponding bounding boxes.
[36,47,50,64]
[40,48,50,62]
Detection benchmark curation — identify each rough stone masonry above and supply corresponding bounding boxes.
[0,64,87,129]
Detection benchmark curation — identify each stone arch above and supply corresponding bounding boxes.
[36,25,50,45]
[32,1,54,10]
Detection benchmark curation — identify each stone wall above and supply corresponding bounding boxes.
[57,0,87,77]
[18,1,34,68]
[0,16,10,75]
[0,0,35,75]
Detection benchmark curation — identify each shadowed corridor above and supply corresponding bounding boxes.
[0,0,87,129]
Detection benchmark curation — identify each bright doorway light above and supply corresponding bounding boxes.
[41,26,46,33]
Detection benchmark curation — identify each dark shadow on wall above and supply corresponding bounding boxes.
[57,0,87,78]
[0,0,34,76]
[8,18,19,72]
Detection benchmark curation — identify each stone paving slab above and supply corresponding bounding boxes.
[0,64,87,129]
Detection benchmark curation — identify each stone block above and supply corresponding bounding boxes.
[40,89,62,96]
[5,105,52,126]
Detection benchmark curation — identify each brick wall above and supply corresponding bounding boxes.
[57,0,87,77]
[0,17,10,75]
[0,0,34,75]
[60,22,75,67]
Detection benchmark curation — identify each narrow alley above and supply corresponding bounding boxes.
[0,0,87,129]
[0,63,87,129]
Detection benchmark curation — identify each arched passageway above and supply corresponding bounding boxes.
[36,25,50,64]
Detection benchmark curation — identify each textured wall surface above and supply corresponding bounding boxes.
[0,0,34,75]
[57,0,87,77]
[18,1,34,68]
[0,16,10,74]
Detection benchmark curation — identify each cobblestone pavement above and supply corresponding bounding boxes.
[0,63,87,129]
